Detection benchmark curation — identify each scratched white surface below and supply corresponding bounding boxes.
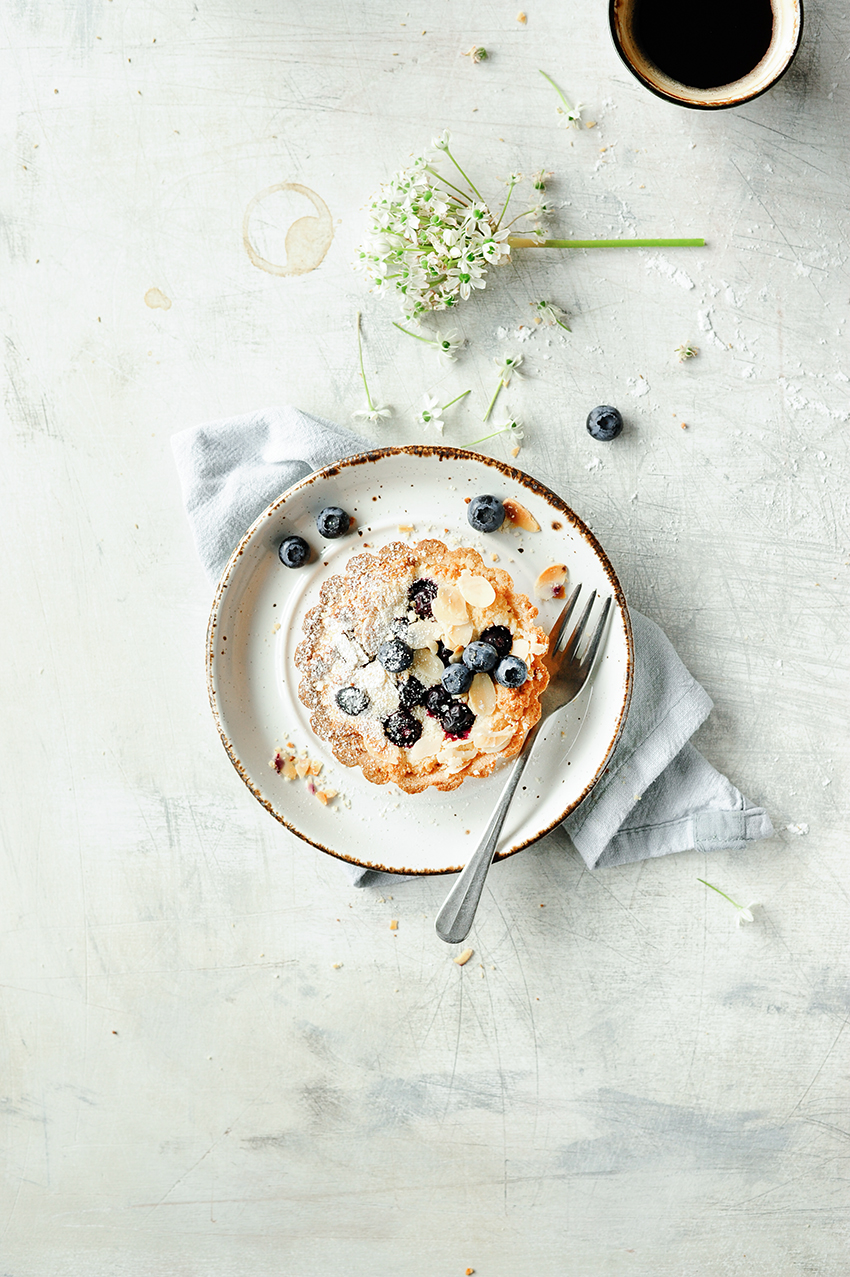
[2,1,849,1273]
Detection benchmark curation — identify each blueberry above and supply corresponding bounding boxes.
[377,638,414,673]
[408,578,438,619]
[440,701,476,739]
[278,535,310,568]
[335,685,370,716]
[383,709,423,748]
[316,506,350,538]
[442,663,474,696]
[467,494,505,533]
[436,640,453,667]
[424,686,453,719]
[494,655,528,688]
[586,405,623,441]
[397,675,427,710]
[462,641,499,673]
[478,625,513,658]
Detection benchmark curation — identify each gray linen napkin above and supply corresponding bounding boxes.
[172,405,773,885]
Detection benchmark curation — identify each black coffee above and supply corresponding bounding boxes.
[633,0,774,89]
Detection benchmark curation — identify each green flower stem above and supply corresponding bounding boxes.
[508,236,706,248]
[496,181,517,230]
[424,166,472,204]
[482,378,504,423]
[469,424,512,445]
[539,69,579,116]
[697,879,744,910]
[392,321,434,345]
[441,390,471,410]
[356,312,375,412]
[443,146,485,203]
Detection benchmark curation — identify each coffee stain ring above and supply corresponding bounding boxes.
[243,182,334,277]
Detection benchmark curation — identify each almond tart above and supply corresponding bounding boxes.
[294,539,549,793]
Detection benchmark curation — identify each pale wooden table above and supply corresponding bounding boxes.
[3,2,849,1273]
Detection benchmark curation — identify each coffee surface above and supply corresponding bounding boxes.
[633,0,774,89]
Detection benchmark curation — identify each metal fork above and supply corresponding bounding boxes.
[435,585,612,944]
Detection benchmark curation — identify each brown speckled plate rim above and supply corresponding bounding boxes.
[207,445,634,876]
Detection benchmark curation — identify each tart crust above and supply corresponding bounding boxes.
[294,540,549,793]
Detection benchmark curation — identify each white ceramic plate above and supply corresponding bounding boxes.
[207,447,633,875]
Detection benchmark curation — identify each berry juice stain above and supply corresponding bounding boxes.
[633,0,774,88]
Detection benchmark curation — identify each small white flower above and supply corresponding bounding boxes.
[419,394,445,433]
[495,353,524,385]
[532,168,553,191]
[675,343,698,362]
[556,101,584,126]
[436,329,463,361]
[461,46,488,64]
[736,903,759,926]
[533,299,571,331]
[431,129,451,151]
[353,404,393,422]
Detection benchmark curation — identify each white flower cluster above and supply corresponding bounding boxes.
[356,136,513,321]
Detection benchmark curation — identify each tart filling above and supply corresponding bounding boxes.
[294,539,549,793]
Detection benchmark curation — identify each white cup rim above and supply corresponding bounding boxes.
[609,0,804,109]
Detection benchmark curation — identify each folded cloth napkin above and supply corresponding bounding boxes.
[173,405,773,887]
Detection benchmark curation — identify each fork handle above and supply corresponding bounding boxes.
[435,722,542,944]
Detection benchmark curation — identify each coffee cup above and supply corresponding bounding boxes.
[609,0,804,109]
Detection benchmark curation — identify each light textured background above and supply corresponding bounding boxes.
[2,1,849,1273]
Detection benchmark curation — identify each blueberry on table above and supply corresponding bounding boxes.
[462,641,499,673]
[586,405,623,441]
[478,624,513,658]
[441,663,474,696]
[316,506,350,538]
[397,675,427,710]
[278,535,310,568]
[467,494,505,533]
[424,685,453,718]
[377,637,414,673]
[494,655,528,688]
[408,578,438,619]
[383,709,423,748]
[335,686,370,716]
[440,701,476,739]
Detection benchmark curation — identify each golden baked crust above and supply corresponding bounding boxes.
[294,539,549,793]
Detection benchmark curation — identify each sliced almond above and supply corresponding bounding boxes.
[412,647,445,686]
[457,571,496,609]
[454,948,474,966]
[294,756,311,778]
[468,672,496,717]
[534,563,569,599]
[503,497,540,532]
[432,582,470,628]
[446,621,474,649]
[511,637,531,662]
[406,618,442,649]
[471,726,515,754]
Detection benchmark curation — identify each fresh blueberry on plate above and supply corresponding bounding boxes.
[316,506,350,538]
[494,655,528,688]
[441,663,474,696]
[278,535,310,568]
[408,578,438,619]
[397,675,427,710]
[467,494,505,533]
[478,624,513,658]
[383,709,423,747]
[335,686,369,716]
[586,405,623,441]
[462,641,499,673]
[424,686,453,718]
[440,701,476,739]
[377,638,414,673]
